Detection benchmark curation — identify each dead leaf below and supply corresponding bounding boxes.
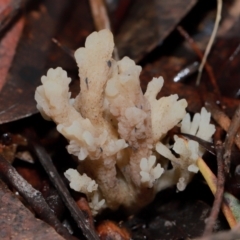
[116,0,197,62]
[0,0,70,124]
[0,179,64,240]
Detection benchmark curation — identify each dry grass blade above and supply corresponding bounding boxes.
[89,0,110,30]
[0,154,76,240]
[197,157,237,228]
[203,141,225,236]
[196,0,222,85]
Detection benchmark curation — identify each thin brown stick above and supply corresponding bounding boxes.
[52,38,74,58]
[203,141,225,236]
[0,154,76,240]
[30,141,100,240]
[177,26,221,100]
[88,0,110,30]
[205,101,230,131]
[213,126,223,144]
[205,101,240,150]
[224,104,240,173]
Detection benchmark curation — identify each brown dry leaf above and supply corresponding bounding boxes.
[0,0,70,124]
[0,179,64,240]
[116,0,197,62]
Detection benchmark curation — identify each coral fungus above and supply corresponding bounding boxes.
[35,29,215,215]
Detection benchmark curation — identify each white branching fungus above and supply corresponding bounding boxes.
[181,107,215,157]
[145,77,187,142]
[181,107,215,143]
[156,107,215,191]
[35,29,215,214]
[140,155,164,187]
[89,192,106,216]
[64,169,98,193]
[64,169,106,215]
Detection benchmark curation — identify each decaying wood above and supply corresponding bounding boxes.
[0,154,76,240]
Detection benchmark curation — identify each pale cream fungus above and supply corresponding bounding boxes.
[35,29,215,215]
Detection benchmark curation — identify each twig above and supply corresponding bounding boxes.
[228,42,240,62]
[205,101,240,150]
[177,26,221,100]
[205,101,230,131]
[213,126,223,145]
[88,0,119,60]
[30,141,100,240]
[0,154,76,240]
[224,104,240,173]
[203,141,225,236]
[196,0,222,86]
[52,38,74,58]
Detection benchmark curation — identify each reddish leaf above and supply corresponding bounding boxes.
[0,4,24,91]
